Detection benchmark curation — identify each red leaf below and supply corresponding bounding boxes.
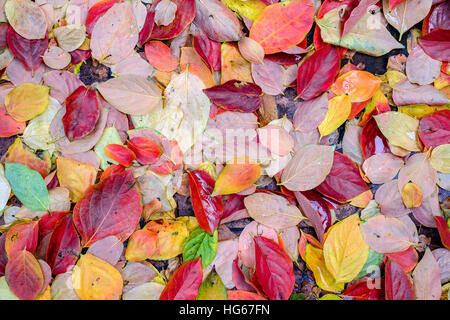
[385,246,418,273]
[360,117,391,159]
[385,260,415,300]
[0,24,8,50]
[159,258,203,300]
[188,170,224,234]
[104,144,136,167]
[5,222,39,258]
[389,0,406,10]
[138,10,155,46]
[419,28,450,62]
[70,49,91,65]
[425,1,450,34]
[46,214,81,275]
[315,152,369,203]
[232,257,259,293]
[222,194,246,220]
[6,25,48,72]
[341,278,384,300]
[296,44,340,101]
[86,0,124,36]
[227,290,266,300]
[0,233,8,276]
[38,211,70,241]
[62,86,100,141]
[100,164,126,181]
[5,249,44,300]
[73,170,142,247]
[204,80,263,113]
[264,52,303,66]
[127,137,162,165]
[150,0,196,40]
[418,110,450,148]
[0,106,26,137]
[193,35,221,71]
[254,236,295,300]
[293,190,332,243]
[434,216,450,249]
[349,98,371,119]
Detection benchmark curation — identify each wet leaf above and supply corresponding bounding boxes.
[419,110,450,149]
[332,71,380,103]
[385,259,415,300]
[254,236,295,300]
[318,94,352,137]
[418,28,450,62]
[193,34,221,71]
[375,179,411,217]
[144,41,178,72]
[188,170,223,234]
[406,44,442,85]
[296,45,340,101]
[362,153,404,184]
[144,219,189,260]
[401,182,423,208]
[213,159,261,196]
[150,0,196,40]
[125,230,158,262]
[56,157,97,202]
[159,258,202,300]
[197,271,227,300]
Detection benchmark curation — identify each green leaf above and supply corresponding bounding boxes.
[94,126,123,170]
[182,227,218,268]
[289,293,307,300]
[5,162,49,212]
[196,271,228,300]
[355,248,384,280]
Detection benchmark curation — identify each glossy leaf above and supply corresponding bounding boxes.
[254,236,295,300]
[127,137,162,165]
[73,170,142,247]
[144,41,178,72]
[401,182,423,208]
[144,219,189,260]
[5,221,38,258]
[188,170,223,234]
[296,45,340,101]
[86,0,123,36]
[316,152,369,203]
[418,110,450,148]
[104,144,135,167]
[193,35,221,71]
[434,216,450,249]
[159,258,202,300]
[385,246,419,273]
[318,94,352,137]
[418,28,450,62]
[332,71,380,103]
[213,159,261,196]
[361,118,391,159]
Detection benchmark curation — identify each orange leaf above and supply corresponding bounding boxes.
[125,229,158,261]
[221,42,253,83]
[249,0,315,54]
[332,70,381,103]
[144,41,178,72]
[212,157,261,196]
[6,138,51,178]
[180,47,215,88]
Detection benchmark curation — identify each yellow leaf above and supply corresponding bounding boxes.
[5,83,49,122]
[385,70,407,88]
[212,157,261,196]
[398,105,449,118]
[319,293,343,300]
[318,94,351,137]
[72,253,123,300]
[125,229,158,262]
[222,0,267,21]
[430,144,450,173]
[401,182,423,208]
[221,43,253,84]
[56,157,97,202]
[349,189,373,208]
[323,214,370,283]
[35,286,51,300]
[374,111,421,152]
[305,244,344,292]
[144,219,189,260]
